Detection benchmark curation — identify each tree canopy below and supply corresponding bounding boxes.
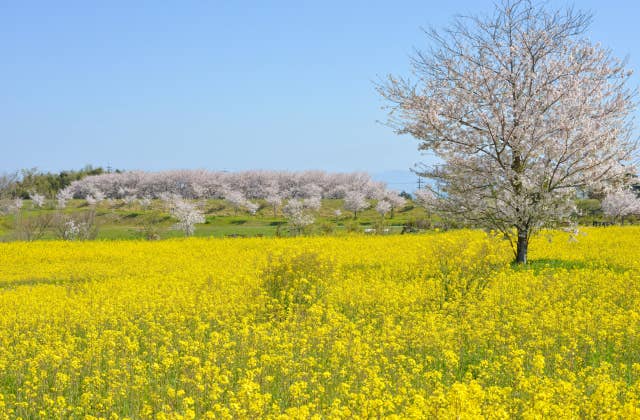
[379,0,637,263]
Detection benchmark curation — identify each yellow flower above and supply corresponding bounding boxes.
[0,227,639,417]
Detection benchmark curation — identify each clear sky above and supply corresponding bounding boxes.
[1,0,638,175]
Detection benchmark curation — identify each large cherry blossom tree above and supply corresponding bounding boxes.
[380,0,637,263]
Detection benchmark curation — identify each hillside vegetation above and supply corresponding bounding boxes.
[0,198,432,241]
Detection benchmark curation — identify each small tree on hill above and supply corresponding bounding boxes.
[29,191,46,208]
[283,199,315,235]
[168,197,205,236]
[265,186,283,217]
[225,191,248,216]
[382,192,405,218]
[379,0,637,263]
[376,200,392,218]
[344,190,370,219]
[56,188,74,209]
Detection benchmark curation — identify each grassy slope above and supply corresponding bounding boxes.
[3,198,617,241]
[0,199,432,241]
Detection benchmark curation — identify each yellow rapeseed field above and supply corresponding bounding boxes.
[1,227,640,418]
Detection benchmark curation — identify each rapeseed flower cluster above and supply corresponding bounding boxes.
[0,228,639,418]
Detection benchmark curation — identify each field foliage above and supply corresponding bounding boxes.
[1,228,640,418]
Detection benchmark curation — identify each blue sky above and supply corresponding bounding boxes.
[1,0,639,176]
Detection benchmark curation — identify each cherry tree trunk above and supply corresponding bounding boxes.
[515,228,529,264]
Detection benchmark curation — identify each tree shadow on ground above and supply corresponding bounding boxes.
[511,258,629,274]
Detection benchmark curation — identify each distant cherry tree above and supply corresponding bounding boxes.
[122,195,137,206]
[85,196,98,207]
[245,201,260,215]
[29,191,46,208]
[413,189,435,209]
[601,189,640,224]
[302,196,322,212]
[283,199,316,235]
[380,0,637,263]
[264,186,283,217]
[343,190,370,218]
[138,196,152,209]
[381,192,405,218]
[224,191,249,216]
[376,200,392,218]
[56,188,74,209]
[167,197,205,236]
[85,189,105,207]
[333,209,342,222]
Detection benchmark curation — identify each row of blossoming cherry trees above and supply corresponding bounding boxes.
[34,170,412,236]
[4,169,639,237]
